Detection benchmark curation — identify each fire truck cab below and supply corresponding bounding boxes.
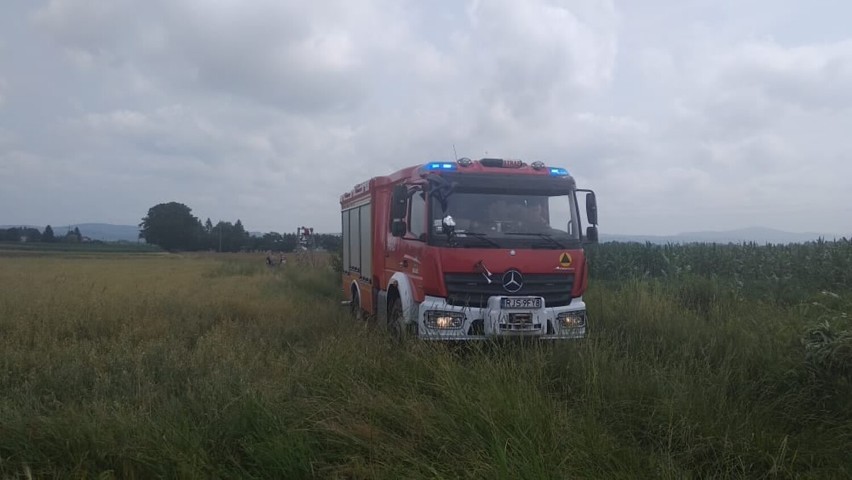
[340,157,598,340]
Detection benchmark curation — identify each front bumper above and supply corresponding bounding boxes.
[417,295,587,340]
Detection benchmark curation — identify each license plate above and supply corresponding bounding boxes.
[501,297,542,309]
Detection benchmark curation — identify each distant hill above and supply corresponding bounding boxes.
[71,223,141,242]
[601,227,841,245]
[0,223,141,242]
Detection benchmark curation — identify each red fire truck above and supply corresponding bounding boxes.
[340,157,598,340]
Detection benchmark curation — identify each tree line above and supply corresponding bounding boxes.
[0,225,82,243]
[139,202,341,252]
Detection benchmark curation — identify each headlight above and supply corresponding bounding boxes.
[425,311,465,329]
[558,311,586,329]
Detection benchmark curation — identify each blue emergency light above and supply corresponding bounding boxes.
[549,167,569,176]
[425,162,457,171]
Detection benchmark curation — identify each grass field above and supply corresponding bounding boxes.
[0,241,163,257]
[0,244,850,478]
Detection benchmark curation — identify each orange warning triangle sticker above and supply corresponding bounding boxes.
[559,252,572,267]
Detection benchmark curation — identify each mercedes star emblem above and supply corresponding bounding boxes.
[502,269,523,293]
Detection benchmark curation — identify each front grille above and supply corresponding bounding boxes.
[444,272,575,308]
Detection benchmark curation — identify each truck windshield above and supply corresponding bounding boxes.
[429,191,581,248]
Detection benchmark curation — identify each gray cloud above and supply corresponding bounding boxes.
[1,0,851,236]
[713,41,852,113]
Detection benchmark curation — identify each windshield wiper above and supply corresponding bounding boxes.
[456,231,500,248]
[505,232,567,249]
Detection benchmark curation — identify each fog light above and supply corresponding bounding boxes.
[436,316,454,328]
[558,312,586,328]
[425,311,465,329]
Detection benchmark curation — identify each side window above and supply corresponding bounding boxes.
[409,191,426,240]
[342,209,350,271]
[388,192,396,232]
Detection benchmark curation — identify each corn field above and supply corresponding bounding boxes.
[587,238,852,304]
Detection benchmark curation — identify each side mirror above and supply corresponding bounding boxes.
[391,185,408,220]
[586,192,598,225]
[585,226,599,244]
[391,220,407,237]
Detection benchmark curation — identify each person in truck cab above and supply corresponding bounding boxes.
[524,200,550,230]
[451,198,490,233]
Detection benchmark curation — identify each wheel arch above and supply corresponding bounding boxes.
[349,280,362,305]
[387,272,418,324]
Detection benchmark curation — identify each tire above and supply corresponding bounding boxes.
[388,297,417,341]
[351,289,365,322]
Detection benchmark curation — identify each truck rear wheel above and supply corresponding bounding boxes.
[351,289,365,322]
[388,297,417,341]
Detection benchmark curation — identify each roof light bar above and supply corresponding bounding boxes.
[549,167,569,176]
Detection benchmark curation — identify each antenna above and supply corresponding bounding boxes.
[452,145,458,161]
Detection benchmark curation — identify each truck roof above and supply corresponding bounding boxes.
[339,158,574,205]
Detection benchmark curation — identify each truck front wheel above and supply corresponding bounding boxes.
[388,298,417,341]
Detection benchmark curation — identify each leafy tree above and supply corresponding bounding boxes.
[139,202,203,251]
[61,226,83,243]
[0,228,20,242]
[256,232,284,251]
[62,227,80,243]
[43,225,55,243]
[280,233,298,252]
[250,231,301,252]
[317,234,342,252]
[210,220,250,252]
[9,227,22,241]
[210,221,229,252]
[21,228,42,242]
[234,219,249,249]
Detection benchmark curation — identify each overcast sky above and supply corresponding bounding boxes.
[1,0,851,236]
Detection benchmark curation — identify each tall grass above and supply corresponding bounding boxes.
[0,248,849,478]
